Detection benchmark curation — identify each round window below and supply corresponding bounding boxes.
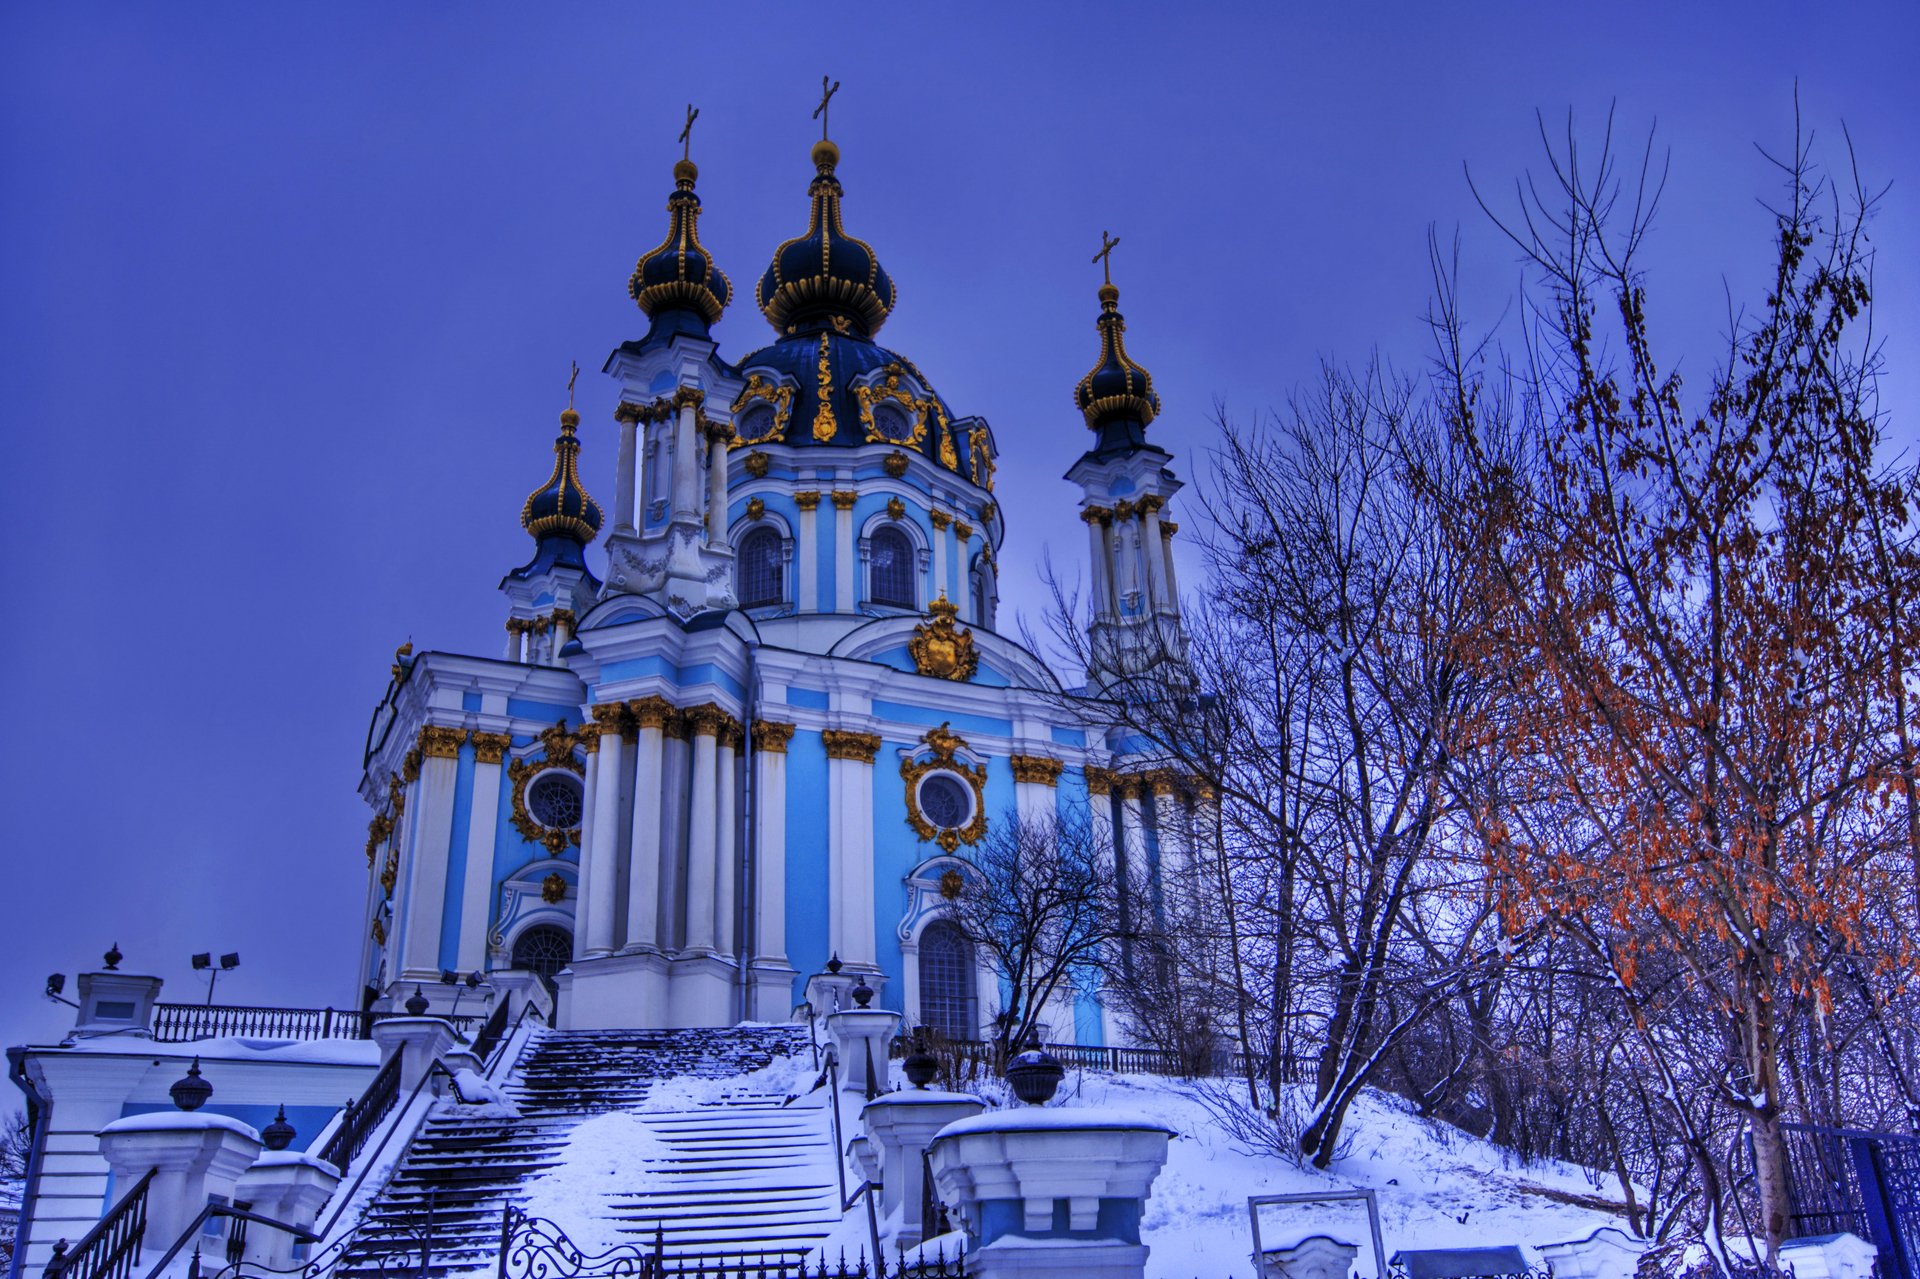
[739,403,776,441]
[919,773,973,830]
[874,403,914,441]
[527,771,585,831]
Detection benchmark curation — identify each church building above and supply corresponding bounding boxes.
[357,122,1198,1042]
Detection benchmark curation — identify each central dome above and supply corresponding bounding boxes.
[754,140,896,338]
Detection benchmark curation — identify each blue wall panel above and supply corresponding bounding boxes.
[439,745,476,972]
[785,731,831,1006]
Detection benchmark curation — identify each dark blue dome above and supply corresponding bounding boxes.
[521,409,604,544]
[1074,282,1159,432]
[629,159,731,326]
[754,141,895,338]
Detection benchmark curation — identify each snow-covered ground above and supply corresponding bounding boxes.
[508,1054,1630,1279]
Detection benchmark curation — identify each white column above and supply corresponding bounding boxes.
[614,409,638,534]
[582,709,625,956]
[401,728,463,978]
[1141,505,1170,614]
[658,730,690,949]
[455,735,507,973]
[503,620,521,661]
[572,737,599,960]
[1151,779,1190,921]
[708,430,731,546]
[833,492,856,611]
[714,723,739,956]
[672,397,701,523]
[797,494,821,611]
[624,701,667,952]
[1012,756,1061,826]
[827,733,879,968]
[1161,525,1183,617]
[551,613,571,659]
[684,710,721,954]
[1119,781,1148,884]
[1083,509,1114,618]
[751,723,793,967]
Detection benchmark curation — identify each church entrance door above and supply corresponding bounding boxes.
[511,924,574,997]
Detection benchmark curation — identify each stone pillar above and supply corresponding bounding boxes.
[928,1105,1173,1279]
[861,1090,985,1249]
[400,726,464,980]
[624,697,670,953]
[683,706,723,955]
[953,521,975,619]
[581,705,627,957]
[456,734,510,973]
[369,1016,460,1092]
[1536,1227,1650,1279]
[796,491,821,612]
[1118,782,1148,882]
[714,720,740,957]
[826,1006,901,1095]
[823,730,882,969]
[613,403,641,534]
[503,619,522,662]
[1159,520,1182,617]
[833,490,857,612]
[707,427,732,547]
[234,1152,340,1269]
[96,1111,263,1263]
[550,609,573,659]
[658,719,691,950]
[748,721,797,1019]
[1010,754,1064,827]
[73,969,165,1037]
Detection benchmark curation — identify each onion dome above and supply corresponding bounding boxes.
[629,159,731,327]
[755,140,896,338]
[1074,282,1160,432]
[520,406,604,545]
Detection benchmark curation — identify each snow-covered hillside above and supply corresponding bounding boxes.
[503,1051,1631,1279]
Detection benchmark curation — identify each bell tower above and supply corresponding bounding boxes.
[1065,238,1186,685]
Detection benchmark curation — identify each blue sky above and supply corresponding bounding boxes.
[2,3,1915,1052]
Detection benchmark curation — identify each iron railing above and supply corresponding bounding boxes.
[43,1167,154,1279]
[892,1035,1304,1083]
[469,999,513,1069]
[149,1003,481,1044]
[318,1051,402,1175]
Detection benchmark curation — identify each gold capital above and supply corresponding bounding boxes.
[471,732,512,764]
[752,720,797,754]
[419,725,468,759]
[627,695,676,730]
[930,510,951,530]
[794,490,822,511]
[1084,765,1114,797]
[831,489,858,510]
[1009,754,1065,786]
[822,729,883,762]
[613,401,645,425]
[954,521,973,541]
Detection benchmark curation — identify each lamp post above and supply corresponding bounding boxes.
[192,952,240,1005]
[441,969,482,1018]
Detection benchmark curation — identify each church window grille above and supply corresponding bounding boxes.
[919,773,973,830]
[527,772,585,830]
[870,527,915,609]
[874,403,914,442]
[739,527,784,607]
[919,919,976,1040]
[511,924,573,995]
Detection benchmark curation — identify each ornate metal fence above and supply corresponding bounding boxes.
[1781,1122,1920,1279]
[43,1168,154,1279]
[150,1003,481,1044]
[495,1207,962,1279]
[319,1052,402,1176]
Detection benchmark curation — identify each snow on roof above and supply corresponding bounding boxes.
[933,1105,1177,1141]
[42,1034,382,1067]
[99,1110,262,1141]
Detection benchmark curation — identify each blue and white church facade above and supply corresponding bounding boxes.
[358,133,1201,1041]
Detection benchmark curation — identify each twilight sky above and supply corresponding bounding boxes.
[2,3,1915,1056]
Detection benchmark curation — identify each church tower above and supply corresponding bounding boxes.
[501,393,604,665]
[1066,249,1187,685]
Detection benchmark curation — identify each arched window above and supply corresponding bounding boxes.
[738,527,784,608]
[870,526,915,609]
[918,919,976,1040]
[511,923,574,997]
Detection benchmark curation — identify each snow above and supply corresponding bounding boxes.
[58,1034,381,1066]
[446,1069,520,1117]
[933,1105,1177,1139]
[98,1110,262,1141]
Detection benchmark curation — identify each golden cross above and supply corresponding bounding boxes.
[679,103,699,162]
[1093,230,1121,286]
[813,75,841,141]
[566,361,579,411]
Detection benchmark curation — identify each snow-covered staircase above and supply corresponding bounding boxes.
[337,1025,819,1278]
[607,1088,843,1268]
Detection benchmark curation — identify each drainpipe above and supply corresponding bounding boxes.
[6,1047,51,1279]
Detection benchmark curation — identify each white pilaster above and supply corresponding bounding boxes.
[400,730,461,979]
[714,727,739,957]
[455,737,506,973]
[615,412,638,534]
[1084,510,1114,619]
[931,513,949,607]
[624,705,667,952]
[828,738,879,968]
[752,724,792,968]
[582,714,625,957]
[798,496,820,613]
[683,714,720,954]
[1141,507,1169,613]
[671,400,700,524]
[708,431,730,547]
[834,492,856,612]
